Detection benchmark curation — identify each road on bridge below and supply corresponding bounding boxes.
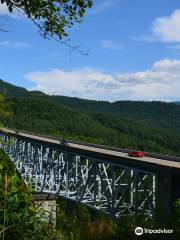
[2,127,180,170]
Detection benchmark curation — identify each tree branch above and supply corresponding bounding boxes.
[1,0,92,54]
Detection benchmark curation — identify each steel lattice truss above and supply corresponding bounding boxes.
[0,133,156,217]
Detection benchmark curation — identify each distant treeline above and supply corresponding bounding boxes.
[1,79,180,156]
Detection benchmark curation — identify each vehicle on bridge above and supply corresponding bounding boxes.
[59,138,69,146]
[128,151,144,157]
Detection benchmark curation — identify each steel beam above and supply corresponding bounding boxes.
[0,132,156,218]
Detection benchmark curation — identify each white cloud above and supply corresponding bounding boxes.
[25,59,180,102]
[130,34,156,42]
[151,9,180,42]
[0,40,31,48]
[102,40,123,50]
[89,0,116,15]
[132,9,180,43]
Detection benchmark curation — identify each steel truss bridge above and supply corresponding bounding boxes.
[0,128,180,218]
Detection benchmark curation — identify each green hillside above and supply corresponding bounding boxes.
[1,79,180,156]
[52,96,180,131]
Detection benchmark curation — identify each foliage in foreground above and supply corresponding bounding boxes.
[0,149,64,240]
[0,148,180,239]
[0,0,93,40]
[56,197,180,240]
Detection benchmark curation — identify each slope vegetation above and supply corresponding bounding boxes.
[1,79,180,156]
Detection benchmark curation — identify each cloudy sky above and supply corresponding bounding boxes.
[1,0,180,102]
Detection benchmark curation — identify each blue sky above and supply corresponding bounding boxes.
[1,0,180,101]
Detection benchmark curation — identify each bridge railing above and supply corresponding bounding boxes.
[2,127,180,162]
[0,129,156,218]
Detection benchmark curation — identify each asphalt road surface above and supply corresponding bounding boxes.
[1,127,180,169]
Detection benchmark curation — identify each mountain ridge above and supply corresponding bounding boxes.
[1,79,180,156]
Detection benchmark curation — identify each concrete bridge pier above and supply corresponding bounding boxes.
[33,193,57,227]
[156,166,180,221]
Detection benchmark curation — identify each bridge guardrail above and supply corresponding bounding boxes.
[1,127,180,163]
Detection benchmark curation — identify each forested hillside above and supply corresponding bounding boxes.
[1,79,180,156]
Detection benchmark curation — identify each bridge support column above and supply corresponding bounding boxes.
[33,193,57,226]
[156,167,180,222]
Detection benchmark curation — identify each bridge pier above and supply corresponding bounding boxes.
[156,167,180,221]
[33,193,57,226]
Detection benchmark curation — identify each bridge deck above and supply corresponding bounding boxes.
[1,127,180,170]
